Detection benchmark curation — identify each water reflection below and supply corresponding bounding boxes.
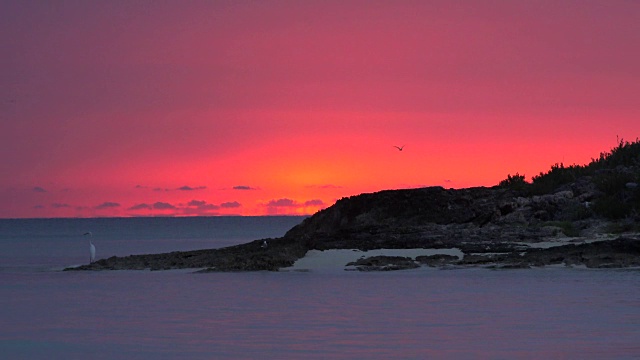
[2,269,640,359]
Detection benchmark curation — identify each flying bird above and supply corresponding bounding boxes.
[393,145,405,151]
[84,232,95,264]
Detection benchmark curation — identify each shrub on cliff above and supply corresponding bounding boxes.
[589,139,640,219]
[530,163,588,195]
[498,173,528,191]
[591,169,640,219]
[588,138,640,171]
[498,138,640,219]
[525,139,640,196]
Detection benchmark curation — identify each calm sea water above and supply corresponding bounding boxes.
[1,217,639,359]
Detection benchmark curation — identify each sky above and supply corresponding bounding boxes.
[1,0,638,218]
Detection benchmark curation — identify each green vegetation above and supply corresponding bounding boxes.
[499,138,640,220]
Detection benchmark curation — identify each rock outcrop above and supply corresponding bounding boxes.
[65,183,639,272]
[346,256,420,271]
[65,236,307,272]
[481,236,640,269]
[338,237,640,271]
[283,184,614,252]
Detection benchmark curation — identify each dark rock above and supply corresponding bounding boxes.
[64,237,307,272]
[284,186,507,240]
[482,237,640,268]
[346,256,420,271]
[447,237,640,269]
[458,242,529,254]
[283,185,610,253]
[415,254,459,267]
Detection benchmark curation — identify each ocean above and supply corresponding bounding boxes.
[1,217,639,359]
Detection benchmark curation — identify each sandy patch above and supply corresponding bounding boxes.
[281,248,463,272]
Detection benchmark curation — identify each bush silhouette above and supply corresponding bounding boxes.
[498,138,640,219]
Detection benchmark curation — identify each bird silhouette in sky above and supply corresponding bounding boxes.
[393,145,405,151]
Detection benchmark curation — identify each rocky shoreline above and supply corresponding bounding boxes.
[65,141,640,272]
[66,236,307,272]
[65,232,640,272]
[65,184,640,272]
[342,237,640,271]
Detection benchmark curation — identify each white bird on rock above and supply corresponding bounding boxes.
[84,232,95,264]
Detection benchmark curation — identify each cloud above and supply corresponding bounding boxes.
[266,198,327,208]
[52,203,71,208]
[177,185,207,191]
[221,201,241,208]
[181,199,222,215]
[34,205,44,209]
[128,203,153,210]
[95,202,120,209]
[153,202,176,210]
[127,199,243,215]
[186,200,219,209]
[233,185,257,190]
[133,185,208,192]
[266,198,297,207]
[264,198,327,215]
[33,186,47,193]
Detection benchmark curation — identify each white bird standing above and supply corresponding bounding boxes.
[84,232,95,264]
[261,240,268,249]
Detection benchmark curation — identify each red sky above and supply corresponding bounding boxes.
[1,0,638,218]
